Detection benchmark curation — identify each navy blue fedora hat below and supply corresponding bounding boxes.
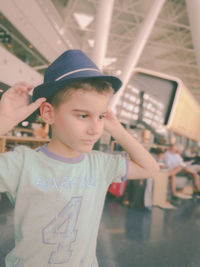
[32,49,122,102]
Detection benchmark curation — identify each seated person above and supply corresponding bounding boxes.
[152,147,166,169]
[164,144,200,199]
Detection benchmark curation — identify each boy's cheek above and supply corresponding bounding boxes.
[100,121,106,131]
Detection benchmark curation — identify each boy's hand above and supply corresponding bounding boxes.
[104,109,122,135]
[0,82,46,134]
[104,110,160,179]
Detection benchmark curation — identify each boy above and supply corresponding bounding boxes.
[153,148,166,169]
[0,50,159,267]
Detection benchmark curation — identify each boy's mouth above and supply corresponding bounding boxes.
[82,139,96,145]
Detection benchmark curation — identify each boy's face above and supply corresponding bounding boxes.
[157,153,164,160]
[48,89,112,156]
[169,144,176,153]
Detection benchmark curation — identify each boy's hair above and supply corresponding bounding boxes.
[155,148,165,155]
[48,78,114,108]
[150,147,165,155]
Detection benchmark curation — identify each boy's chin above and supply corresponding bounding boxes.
[77,144,95,153]
[79,146,94,153]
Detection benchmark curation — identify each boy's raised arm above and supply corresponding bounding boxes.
[104,110,160,179]
[0,82,46,136]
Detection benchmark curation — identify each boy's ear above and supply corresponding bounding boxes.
[40,102,55,125]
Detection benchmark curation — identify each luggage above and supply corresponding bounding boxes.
[109,181,127,197]
[126,178,153,209]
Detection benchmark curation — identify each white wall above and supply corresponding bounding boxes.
[0,0,77,61]
[0,46,43,89]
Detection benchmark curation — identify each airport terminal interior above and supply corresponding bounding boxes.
[1,0,200,266]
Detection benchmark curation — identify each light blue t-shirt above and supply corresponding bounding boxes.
[0,145,129,267]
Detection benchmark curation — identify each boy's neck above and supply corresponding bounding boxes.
[46,140,82,158]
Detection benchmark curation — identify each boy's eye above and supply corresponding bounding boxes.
[77,114,105,119]
[79,114,88,118]
[99,115,105,120]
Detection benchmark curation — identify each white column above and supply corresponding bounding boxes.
[110,0,166,110]
[92,0,115,70]
[186,0,200,71]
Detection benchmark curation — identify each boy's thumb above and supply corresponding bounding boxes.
[28,98,46,113]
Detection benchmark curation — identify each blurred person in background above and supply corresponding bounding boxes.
[164,144,200,199]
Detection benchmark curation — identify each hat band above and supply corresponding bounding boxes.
[55,68,101,81]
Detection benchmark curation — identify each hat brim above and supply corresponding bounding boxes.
[32,74,122,102]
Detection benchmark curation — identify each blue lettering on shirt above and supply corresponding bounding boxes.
[35,175,96,191]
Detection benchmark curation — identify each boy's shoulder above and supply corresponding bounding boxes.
[12,144,37,151]
[6,144,41,156]
[0,145,40,166]
[88,150,113,157]
[87,150,126,161]
[86,150,107,160]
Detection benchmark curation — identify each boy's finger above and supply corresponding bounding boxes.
[27,98,46,114]
[13,81,33,89]
[13,84,34,93]
[6,83,34,97]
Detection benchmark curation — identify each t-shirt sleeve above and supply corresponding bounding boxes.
[0,146,25,199]
[100,152,129,185]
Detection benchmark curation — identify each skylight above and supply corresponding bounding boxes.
[73,12,94,30]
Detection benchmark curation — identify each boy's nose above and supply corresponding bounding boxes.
[87,120,102,135]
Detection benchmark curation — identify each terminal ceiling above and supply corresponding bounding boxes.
[1,0,200,103]
[52,0,200,101]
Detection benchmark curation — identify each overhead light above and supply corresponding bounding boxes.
[22,121,29,127]
[73,12,94,30]
[156,128,166,134]
[144,93,149,100]
[115,69,122,76]
[33,64,48,71]
[58,27,65,36]
[88,39,94,47]
[127,85,140,94]
[57,39,62,45]
[103,57,117,67]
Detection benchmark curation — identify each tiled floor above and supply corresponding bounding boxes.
[0,194,15,267]
[97,196,200,267]
[0,193,200,267]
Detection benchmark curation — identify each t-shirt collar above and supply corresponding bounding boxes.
[37,145,85,163]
